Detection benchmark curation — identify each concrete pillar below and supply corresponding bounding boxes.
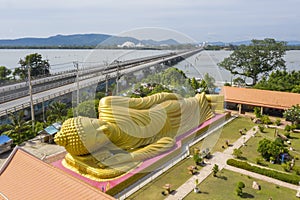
[261,106,263,116]
[238,104,242,114]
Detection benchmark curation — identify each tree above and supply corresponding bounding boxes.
[254,70,300,93]
[193,154,203,165]
[233,77,245,87]
[260,115,272,125]
[253,107,262,118]
[75,100,99,118]
[190,77,201,91]
[235,181,245,197]
[143,67,194,97]
[14,53,50,80]
[233,148,243,159]
[3,111,32,145]
[0,66,12,82]
[195,73,216,94]
[13,67,26,80]
[283,104,300,125]
[46,101,68,124]
[212,164,219,177]
[203,73,216,93]
[257,138,287,161]
[218,38,286,85]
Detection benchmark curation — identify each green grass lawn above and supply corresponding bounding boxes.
[127,157,199,200]
[191,116,255,153]
[184,169,299,200]
[127,117,256,199]
[240,127,300,174]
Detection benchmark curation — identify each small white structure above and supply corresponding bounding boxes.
[252,181,261,190]
[296,188,300,198]
[118,41,136,48]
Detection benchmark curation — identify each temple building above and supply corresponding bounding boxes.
[221,86,300,116]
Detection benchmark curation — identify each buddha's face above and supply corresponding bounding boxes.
[54,117,109,156]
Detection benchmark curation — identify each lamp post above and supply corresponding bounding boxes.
[116,65,120,95]
[105,74,110,96]
[73,61,79,116]
[27,65,35,131]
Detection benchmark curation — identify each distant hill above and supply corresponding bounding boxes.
[0,34,180,47]
[208,40,300,46]
[287,41,300,46]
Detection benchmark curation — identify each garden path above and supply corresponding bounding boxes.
[165,126,299,200]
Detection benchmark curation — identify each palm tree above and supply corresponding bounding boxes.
[212,164,219,177]
[4,111,31,144]
[46,101,68,124]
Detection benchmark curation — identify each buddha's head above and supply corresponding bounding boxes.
[54,116,110,156]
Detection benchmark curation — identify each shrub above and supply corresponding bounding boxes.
[227,159,300,185]
[237,181,245,189]
[254,107,262,118]
[274,119,281,126]
[233,148,243,159]
[282,163,291,172]
[261,115,272,124]
[284,131,291,138]
[293,166,300,175]
[256,157,264,165]
[193,154,203,166]
[258,125,265,133]
[236,181,245,197]
[274,138,284,146]
[291,124,297,131]
[212,164,219,177]
[285,125,291,132]
[235,187,242,197]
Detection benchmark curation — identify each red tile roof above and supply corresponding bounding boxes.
[0,147,115,200]
[221,86,300,109]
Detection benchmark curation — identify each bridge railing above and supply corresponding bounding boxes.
[0,48,203,118]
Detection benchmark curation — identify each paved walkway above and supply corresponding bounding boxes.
[165,126,299,200]
[224,165,299,191]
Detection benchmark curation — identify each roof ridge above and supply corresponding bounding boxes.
[0,146,20,175]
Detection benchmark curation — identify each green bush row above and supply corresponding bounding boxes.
[227,159,300,185]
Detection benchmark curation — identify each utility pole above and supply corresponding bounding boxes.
[105,74,109,96]
[28,65,35,131]
[116,64,119,95]
[73,61,79,116]
[116,66,119,95]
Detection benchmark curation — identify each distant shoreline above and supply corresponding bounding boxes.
[0,46,165,50]
[1,46,300,51]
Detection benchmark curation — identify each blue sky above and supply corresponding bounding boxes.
[0,0,299,42]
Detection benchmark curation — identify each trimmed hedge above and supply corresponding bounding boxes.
[227,159,300,185]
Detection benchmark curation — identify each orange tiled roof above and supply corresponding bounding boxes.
[221,86,300,109]
[0,147,115,200]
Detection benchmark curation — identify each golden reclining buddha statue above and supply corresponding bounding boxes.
[54,92,223,180]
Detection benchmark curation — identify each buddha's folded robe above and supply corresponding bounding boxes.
[55,92,214,156]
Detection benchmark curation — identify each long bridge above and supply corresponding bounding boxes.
[0,48,203,120]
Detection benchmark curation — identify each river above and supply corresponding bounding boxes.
[0,49,299,83]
